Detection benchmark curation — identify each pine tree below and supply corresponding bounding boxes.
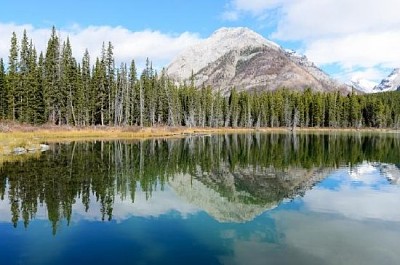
[128,60,138,125]
[7,32,19,121]
[26,42,39,123]
[349,91,361,128]
[114,63,127,126]
[16,30,30,122]
[229,87,239,127]
[33,52,45,124]
[105,42,115,125]
[93,57,107,125]
[0,59,6,119]
[44,26,61,124]
[81,49,91,125]
[60,37,76,125]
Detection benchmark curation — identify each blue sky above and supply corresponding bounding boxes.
[1,0,399,83]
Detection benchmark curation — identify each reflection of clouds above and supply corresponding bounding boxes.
[303,186,400,221]
[219,240,325,265]
[349,161,400,185]
[348,162,380,184]
[304,163,400,222]
[218,162,400,265]
[72,186,199,222]
[0,186,199,224]
[272,211,400,265]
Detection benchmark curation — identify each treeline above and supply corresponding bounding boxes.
[0,27,400,128]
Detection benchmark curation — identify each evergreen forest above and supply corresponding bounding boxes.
[1,27,400,128]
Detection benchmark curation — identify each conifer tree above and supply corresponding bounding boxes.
[44,26,61,124]
[128,60,138,125]
[26,42,39,123]
[7,32,19,121]
[16,30,30,122]
[60,38,76,125]
[81,49,91,125]
[0,59,6,119]
[33,52,45,124]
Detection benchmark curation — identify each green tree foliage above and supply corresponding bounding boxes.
[44,26,61,124]
[1,27,400,128]
[7,32,18,121]
[0,59,6,119]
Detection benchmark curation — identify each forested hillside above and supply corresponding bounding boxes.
[0,27,399,128]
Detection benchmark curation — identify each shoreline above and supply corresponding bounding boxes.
[0,124,398,158]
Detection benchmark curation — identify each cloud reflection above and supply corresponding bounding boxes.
[302,162,400,222]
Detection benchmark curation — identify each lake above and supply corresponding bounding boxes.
[0,132,399,265]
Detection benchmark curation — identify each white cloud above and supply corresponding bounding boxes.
[272,0,400,40]
[335,68,385,84]
[0,23,202,70]
[224,0,400,81]
[304,31,400,69]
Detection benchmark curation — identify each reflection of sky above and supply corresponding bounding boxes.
[1,161,399,265]
[218,161,400,265]
[302,162,400,222]
[0,185,200,224]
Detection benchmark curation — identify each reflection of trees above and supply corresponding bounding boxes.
[0,133,399,233]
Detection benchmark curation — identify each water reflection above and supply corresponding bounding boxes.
[303,162,400,222]
[0,133,399,233]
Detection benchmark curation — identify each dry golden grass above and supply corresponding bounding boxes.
[0,122,397,158]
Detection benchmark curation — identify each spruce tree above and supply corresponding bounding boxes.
[0,59,6,119]
[26,42,39,123]
[17,30,30,122]
[128,60,138,125]
[60,38,76,125]
[81,49,91,125]
[44,26,61,124]
[34,52,45,124]
[7,32,19,121]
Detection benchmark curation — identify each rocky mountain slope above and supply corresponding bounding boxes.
[167,27,346,94]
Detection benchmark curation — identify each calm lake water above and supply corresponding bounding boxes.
[0,133,399,265]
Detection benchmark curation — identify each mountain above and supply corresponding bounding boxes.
[167,27,346,94]
[348,78,378,94]
[374,68,400,92]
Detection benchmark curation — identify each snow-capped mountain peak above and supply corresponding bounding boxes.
[374,68,400,92]
[348,78,378,93]
[167,27,281,81]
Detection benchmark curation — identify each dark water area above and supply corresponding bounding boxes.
[0,133,399,265]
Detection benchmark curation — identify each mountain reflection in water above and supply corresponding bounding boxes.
[0,133,399,234]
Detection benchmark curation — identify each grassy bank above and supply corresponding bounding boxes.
[0,122,398,158]
[0,125,256,156]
